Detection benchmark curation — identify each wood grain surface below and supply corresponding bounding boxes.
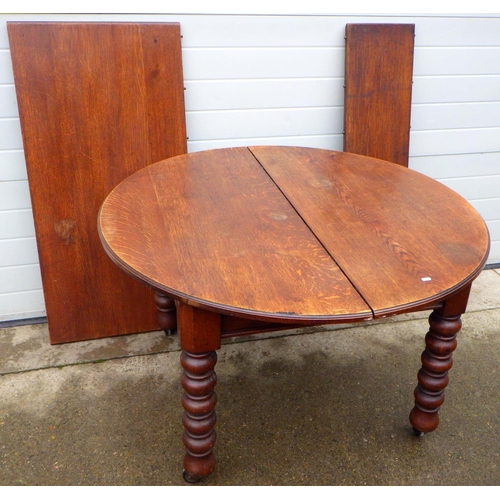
[250,146,490,317]
[99,147,371,322]
[8,22,187,343]
[99,146,490,322]
[343,24,415,167]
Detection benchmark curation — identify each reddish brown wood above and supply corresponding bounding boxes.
[8,22,187,343]
[409,284,471,434]
[97,145,490,481]
[221,315,299,338]
[439,283,473,318]
[344,24,415,166]
[99,147,372,323]
[250,146,490,317]
[180,350,218,482]
[153,291,177,333]
[177,302,221,353]
[410,311,461,434]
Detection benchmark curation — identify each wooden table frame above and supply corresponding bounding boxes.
[98,146,490,482]
[155,286,472,482]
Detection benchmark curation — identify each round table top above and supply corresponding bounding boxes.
[98,146,490,323]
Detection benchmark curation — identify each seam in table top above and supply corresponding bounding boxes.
[246,146,375,320]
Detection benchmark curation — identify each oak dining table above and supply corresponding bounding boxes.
[98,145,490,482]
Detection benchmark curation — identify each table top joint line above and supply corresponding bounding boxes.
[246,147,375,320]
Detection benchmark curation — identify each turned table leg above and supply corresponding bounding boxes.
[409,310,461,434]
[410,285,471,435]
[154,291,177,334]
[181,350,218,482]
[177,302,222,482]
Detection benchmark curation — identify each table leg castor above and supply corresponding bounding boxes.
[183,469,201,484]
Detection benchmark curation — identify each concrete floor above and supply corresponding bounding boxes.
[1,269,499,486]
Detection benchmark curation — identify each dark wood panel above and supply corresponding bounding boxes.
[8,22,187,343]
[99,148,372,322]
[250,146,490,316]
[343,24,415,167]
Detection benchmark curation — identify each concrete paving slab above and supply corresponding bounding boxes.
[0,302,499,485]
[2,270,499,376]
[0,324,178,375]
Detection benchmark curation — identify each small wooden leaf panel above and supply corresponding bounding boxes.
[250,146,490,318]
[8,22,187,343]
[344,24,415,167]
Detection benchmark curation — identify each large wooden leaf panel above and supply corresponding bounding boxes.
[8,22,187,343]
[343,24,415,167]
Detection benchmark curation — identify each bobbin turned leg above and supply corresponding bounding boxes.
[410,310,461,434]
[154,291,177,334]
[181,350,217,482]
[176,302,222,482]
[409,283,472,435]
